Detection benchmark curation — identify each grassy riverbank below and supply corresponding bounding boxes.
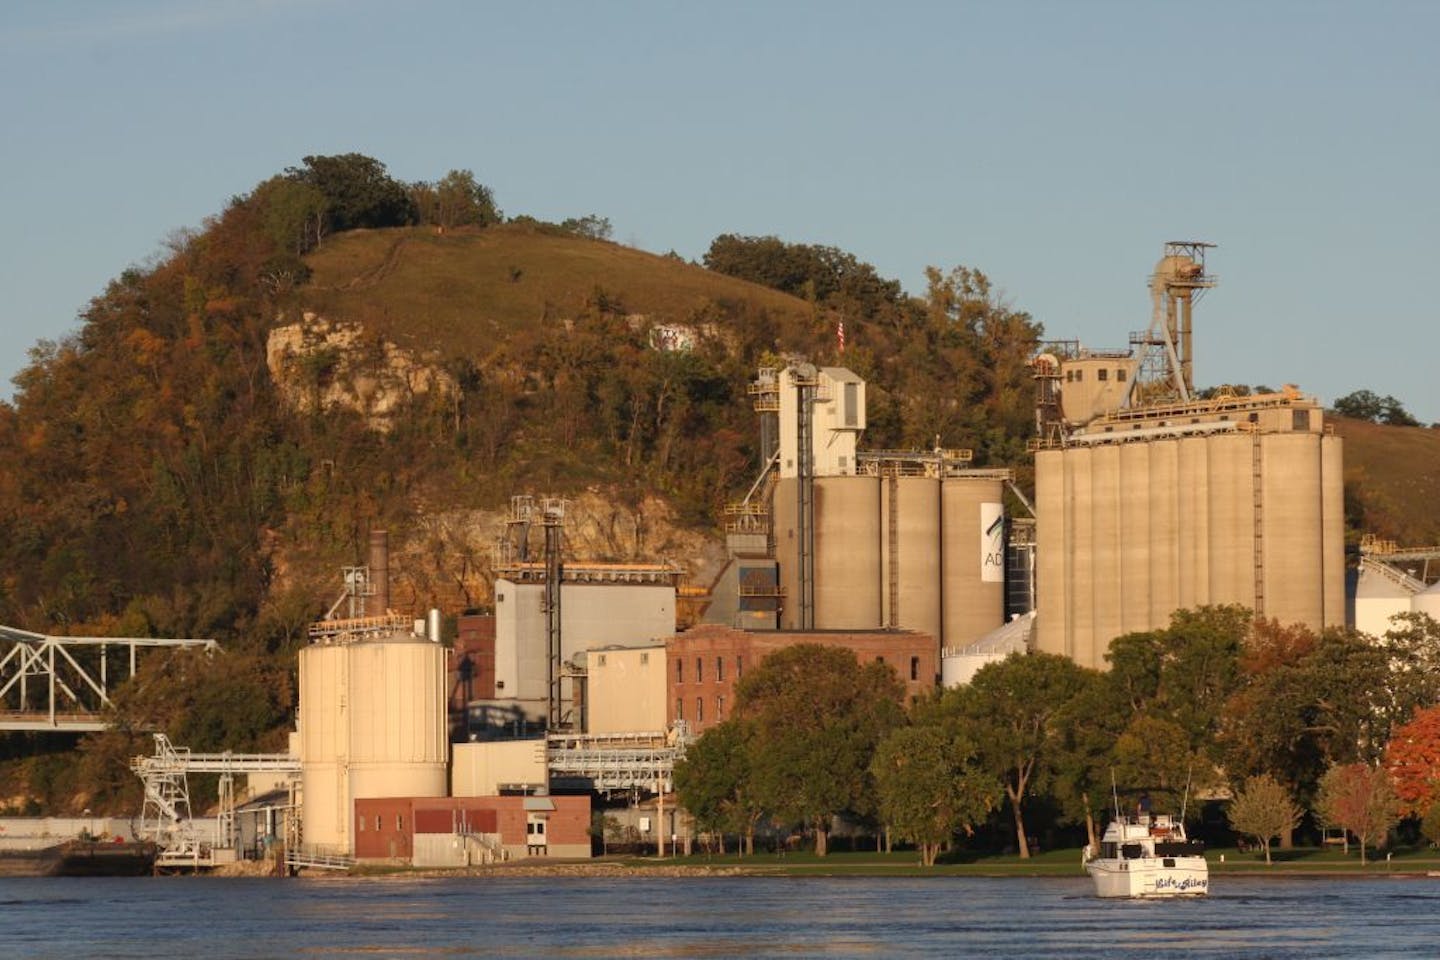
[350,845,1440,880]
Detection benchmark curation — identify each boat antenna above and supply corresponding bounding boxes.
[1180,763,1194,823]
[1110,768,1121,820]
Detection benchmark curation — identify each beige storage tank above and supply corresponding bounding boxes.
[941,475,1006,650]
[1260,432,1324,629]
[1354,564,1419,638]
[881,477,942,641]
[813,476,882,629]
[1412,580,1440,621]
[299,635,447,853]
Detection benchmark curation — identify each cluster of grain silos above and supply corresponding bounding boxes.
[771,470,1007,648]
[1032,244,1346,669]
[1034,401,1345,668]
[754,363,1011,652]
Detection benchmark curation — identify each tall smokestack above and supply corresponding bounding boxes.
[368,529,390,617]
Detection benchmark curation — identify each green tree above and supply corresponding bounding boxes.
[560,214,613,240]
[1316,762,1400,866]
[673,720,763,855]
[944,652,1090,859]
[870,724,995,866]
[734,644,904,855]
[1227,774,1302,865]
[1332,390,1385,421]
[411,169,501,229]
[286,153,415,232]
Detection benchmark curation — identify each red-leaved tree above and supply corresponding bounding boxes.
[1385,704,1440,816]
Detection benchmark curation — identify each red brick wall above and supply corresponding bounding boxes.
[354,795,591,858]
[666,624,938,734]
[453,614,496,707]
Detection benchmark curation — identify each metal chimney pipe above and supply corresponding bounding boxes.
[368,529,390,617]
[428,608,442,643]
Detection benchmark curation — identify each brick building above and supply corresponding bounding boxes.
[665,624,938,734]
[353,794,591,862]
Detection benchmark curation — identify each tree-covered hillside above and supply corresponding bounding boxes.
[0,154,1043,812]
[0,152,1431,814]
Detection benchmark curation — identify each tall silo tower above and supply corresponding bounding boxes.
[1032,246,1344,669]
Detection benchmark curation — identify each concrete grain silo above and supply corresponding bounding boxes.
[1033,242,1345,669]
[940,475,1007,648]
[1035,395,1344,669]
[299,634,447,853]
[882,476,942,643]
[764,361,1010,649]
[298,536,447,855]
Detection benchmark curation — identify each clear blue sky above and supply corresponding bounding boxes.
[2,0,1436,422]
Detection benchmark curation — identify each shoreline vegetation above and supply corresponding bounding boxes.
[335,846,1440,881]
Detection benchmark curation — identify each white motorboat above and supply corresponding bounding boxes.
[1084,812,1208,898]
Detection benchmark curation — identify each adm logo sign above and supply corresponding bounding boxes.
[980,502,1004,584]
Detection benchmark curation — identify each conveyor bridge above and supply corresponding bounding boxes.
[0,626,218,731]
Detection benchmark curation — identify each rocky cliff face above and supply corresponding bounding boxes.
[266,312,456,431]
[384,490,730,615]
[263,314,728,614]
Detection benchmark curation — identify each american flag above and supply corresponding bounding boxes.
[837,319,845,354]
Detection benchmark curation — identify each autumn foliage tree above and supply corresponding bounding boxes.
[1315,763,1400,865]
[1385,704,1440,817]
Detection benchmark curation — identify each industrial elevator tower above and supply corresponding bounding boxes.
[1127,241,1217,405]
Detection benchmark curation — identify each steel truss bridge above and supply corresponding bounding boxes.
[0,626,218,731]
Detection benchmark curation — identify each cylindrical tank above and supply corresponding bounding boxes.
[882,477,941,643]
[1176,436,1210,610]
[1090,444,1123,650]
[1355,564,1418,638]
[1148,439,1180,630]
[1412,580,1440,621]
[941,475,1006,652]
[300,635,447,854]
[1035,450,1067,659]
[1205,433,1253,608]
[813,477,882,629]
[942,648,1004,687]
[1117,441,1151,636]
[1066,446,1097,666]
[1321,435,1346,628]
[1261,433,1324,628]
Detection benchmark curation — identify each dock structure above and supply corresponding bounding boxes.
[130,733,301,869]
[0,626,218,732]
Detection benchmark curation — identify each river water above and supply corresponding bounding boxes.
[4,874,1439,959]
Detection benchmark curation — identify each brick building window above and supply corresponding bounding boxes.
[736,655,743,677]
[696,657,703,682]
[717,657,724,681]
[676,697,684,721]
[696,697,704,723]
[910,656,919,681]
[717,694,725,720]
[676,658,683,683]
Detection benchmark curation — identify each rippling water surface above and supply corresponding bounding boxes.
[5,874,1440,959]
